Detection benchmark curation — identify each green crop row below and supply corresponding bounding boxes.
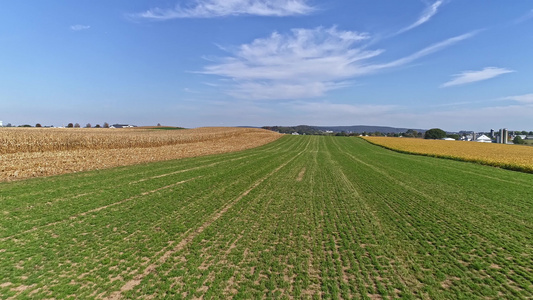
[1,136,532,299]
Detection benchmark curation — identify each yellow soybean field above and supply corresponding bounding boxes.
[1,136,532,299]
[363,136,533,173]
[0,127,281,181]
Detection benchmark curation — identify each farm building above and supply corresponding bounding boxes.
[110,124,136,129]
[476,135,492,143]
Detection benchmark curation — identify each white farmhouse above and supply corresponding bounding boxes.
[476,134,492,143]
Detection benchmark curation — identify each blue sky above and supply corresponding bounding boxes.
[1,0,532,131]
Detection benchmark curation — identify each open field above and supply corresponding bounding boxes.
[1,136,532,299]
[363,136,533,173]
[0,127,280,181]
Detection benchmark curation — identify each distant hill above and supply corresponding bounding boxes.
[262,125,426,135]
[314,125,426,134]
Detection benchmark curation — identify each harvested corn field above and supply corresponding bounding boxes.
[363,136,533,173]
[1,136,532,299]
[0,127,280,181]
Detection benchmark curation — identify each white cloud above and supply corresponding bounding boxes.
[371,31,477,70]
[201,27,475,100]
[201,26,378,99]
[134,0,315,19]
[503,93,533,103]
[398,0,444,33]
[70,25,91,31]
[441,67,514,88]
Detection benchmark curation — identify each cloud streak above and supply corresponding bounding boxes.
[70,25,91,31]
[441,67,514,88]
[201,27,476,100]
[134,0,315,19]
[503,93,533,103]
[371,31,477,71]
[515,9,533,24]
[398,0,444,33]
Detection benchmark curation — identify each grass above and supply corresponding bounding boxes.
[1,136,532,299]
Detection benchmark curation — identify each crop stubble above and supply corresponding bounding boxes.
[0,127,281,181]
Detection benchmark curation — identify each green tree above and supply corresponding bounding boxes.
[35,123,42,127]
[513,136,526,145]
[447,134,461,140]
[103,122,110,128]
[424,128,447,139]
[67,123,74,128]
[404,129,418,138]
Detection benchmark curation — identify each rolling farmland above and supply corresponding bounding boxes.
[0,127,280,181]
[1,136,532,299]
[363,136,533,173]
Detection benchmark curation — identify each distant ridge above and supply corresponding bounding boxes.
[314,125,426,134]
[262,125,426,134]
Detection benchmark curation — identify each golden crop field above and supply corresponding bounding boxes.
[363,136,533,173]
[0,127,281,181]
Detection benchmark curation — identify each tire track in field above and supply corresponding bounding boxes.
[108,141,308,299]
[0,136,289,201]
[127,135,297,185]
[0,177,201,242]
[1,138,293,240]
[328,137,427,294]
[1,140,290,237]
[366,153,533,229]
[324,138,399,296]
[332,138,526,292]
[344,140,533,239]
[0,145,284,236]
[129,152,257,184]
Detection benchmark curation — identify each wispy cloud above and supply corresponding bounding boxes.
[371,31,478,70]
[503,93,533,103]
[200,27,475,100]
[515,9,533,24]
[70,25,91,31]
[134,0,315,20]
[201,26,378,99]
[398,0,444,33]
[441,67,514,88]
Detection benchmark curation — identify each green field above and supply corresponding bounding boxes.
[1,136,532,299]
